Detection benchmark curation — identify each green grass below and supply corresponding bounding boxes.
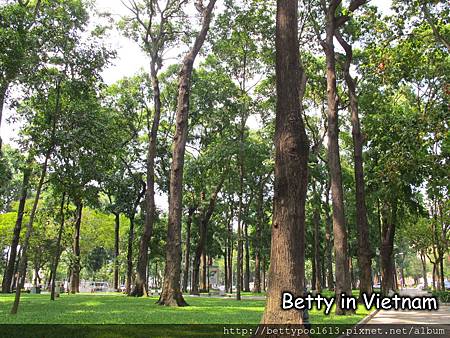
[0,293,371,325]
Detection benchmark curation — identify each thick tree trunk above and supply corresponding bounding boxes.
[158,0,216,307]
[51,192,66,300]
[182,206,196,293]
[261,0,309,324]
[322,0,351,315]
[113,212,120,291]
[200,251,207,292]
[2,162,31,293]
[335,31,373,300]
[70,200,83,294]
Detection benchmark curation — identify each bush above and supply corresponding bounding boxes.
[432,291,450,303]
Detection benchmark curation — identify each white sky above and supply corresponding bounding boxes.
[0,0,392,145]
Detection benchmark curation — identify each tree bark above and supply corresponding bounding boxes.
[182,206,196,293]
[2,160,31,293]
[113,212,120,291]
[313,188,322,292]
[126,215,135,295]
[191,177,224,294]
[132,60,161,297]
[244,223,250,292]
[420,251,428,289]
[51,192,66,300]
[157,0,216,307]
[261,0,309,324]
[380,201,396,296]
[11,148,51,314]
[322,0,351,315]
[324,183,334,290]
[0,84,8,151]
[335,30,373,299]
[70,200,83,294]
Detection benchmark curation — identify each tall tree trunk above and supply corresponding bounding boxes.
[227,203,233,293]
[113,212,120,291]
[261,0,309,324]
[262,255,266,292]
[0,84,8,151]
[11,148,51,314]
[313,195,322,292]
[10,79,60,313]
[132,61,161,297]
[224,247,228,292]
[420,251,428,288]
[201,251,207,291]
[335,30,373,299]
[253,181,264,293]
[158,0,216,306]
[126,215,135,295]
[244,223,250,292]
[51,192,66,300]
[182,206,196,293]
[322,0,351,315]
[70,200,83,294]
[324,183,334,290]
[380,201,396,296]
[2,160,31,293]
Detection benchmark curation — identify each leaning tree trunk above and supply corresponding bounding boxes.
[261,0,309,324]
[322,0,351,315]
[132,61,161,297]
[70,200,83,294]
[11,148,51,314]
[51,192,66,300]
[2,161,31,293]
[335,30,373,299]
[157,0,216,306]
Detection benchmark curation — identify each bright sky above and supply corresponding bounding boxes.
[0,0,392,146]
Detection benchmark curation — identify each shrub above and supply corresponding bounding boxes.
[432,291,450,303]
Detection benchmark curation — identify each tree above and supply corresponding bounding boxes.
[158,0,216,307]
[261,0,309,324]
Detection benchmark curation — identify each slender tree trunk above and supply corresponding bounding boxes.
[158,0,216,306]
[380,202,396,296]
[2,161,31,293]
[244,223,250,292]
[133,61,161,297]
[224,248,228,292]
[182,206,195,293]
[70,200,83,294]
[335,31,373,299]
[262,255,266,292]
[313,196,322,292]
[420,251,428,288]
[11,148,51,314]
[253,182,264,293]
[51,192,66,300]
[126,215,135,295]
[324,184,334,290]
[322,0,351,315]
[0,84,8,151]
[113,212,120,291]
[261,0,309,324]
[227,204,233,293]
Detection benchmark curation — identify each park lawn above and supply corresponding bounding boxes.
[0,293,371,325]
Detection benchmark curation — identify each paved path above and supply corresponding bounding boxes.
[367,288,450,325]
[343,289,450,338]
